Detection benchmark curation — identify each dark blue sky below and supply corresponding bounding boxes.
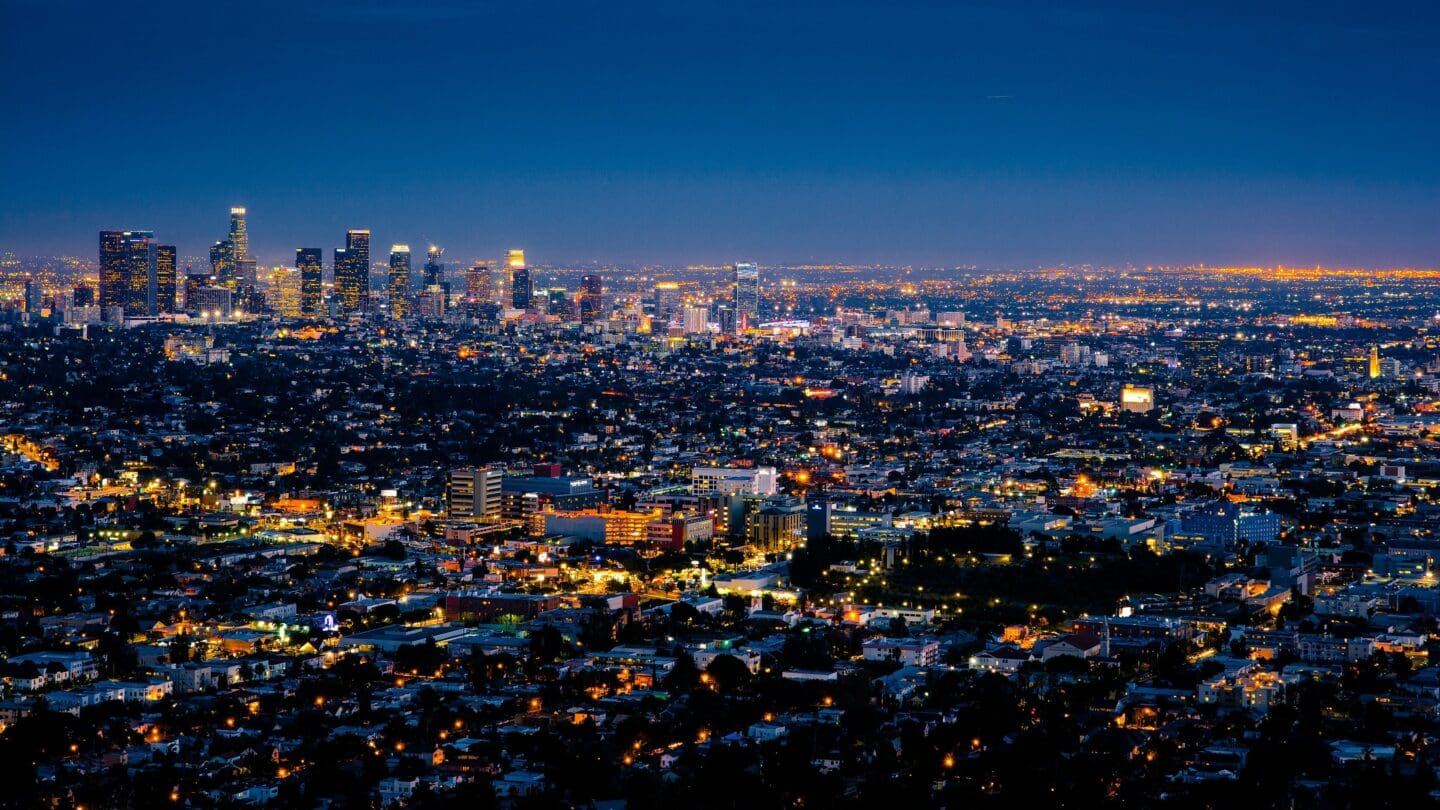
[2,0,1437,266]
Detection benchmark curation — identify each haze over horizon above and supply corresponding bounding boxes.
[3,0,1438,267]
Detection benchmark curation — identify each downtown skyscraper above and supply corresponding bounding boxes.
[99,230,168,320]
[508,249,531,310]
[296,248,323,316]
[155,243,177,314]
[388,244,411,318]
[229,207,256,288]
[579,274,604,324]
[734,261,759,331]
[334,229,371,315]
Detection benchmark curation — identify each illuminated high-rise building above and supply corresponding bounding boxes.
[545,287,573,318]
[388,244,412,318]
[229,207,249,261]
[23,276,42,314]
[653,282,681,319]
[72,284,95,309]
[334,229,371,314]
[155,244,177,313]
[1369,345,1381,379]
[228,207,258,292]
[98,230,127,319]
[682,305,709,334]
[269,266,302,316]
[579,274,604,323]
[734,261,759,331]
[508,249,532,309]
[1182,337,1221,376]
[210,240,237,289]
[466,261,492,302]
[296,248,323,316]
[100,229,158,319]
[423,245,445,288]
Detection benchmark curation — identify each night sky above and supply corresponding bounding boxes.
[2,0,1438,267]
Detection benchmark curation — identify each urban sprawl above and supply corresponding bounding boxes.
[3,209,1440,808]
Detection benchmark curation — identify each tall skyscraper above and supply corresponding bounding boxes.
[466,262,492,302]
[682,305,709,334]
[388,244,411,318]
[423,245,445,288]
[229,207,257,292]
[579,274,604,323]
[653,282,681,319]
[155,244,177,313]
[269,266,302,316]
[210,240,237,289]
[101,230,158,319]
[23,276,42,314]
[508,249,531,309]
[99,230,127,319]
[334,229,371,314]
[127,231,158,317]
[1369,345,1382,379]
[229,207,249,260]
[734,261,759,331]
[72,284,95,309]
[296,248,323,316]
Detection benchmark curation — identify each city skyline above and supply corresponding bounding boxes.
[3,1,1439,267]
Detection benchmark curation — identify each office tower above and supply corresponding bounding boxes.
[653,282,680,319]
[72,284,95,308]
[97,229,157,318]
[334,229,371,314]
[23,276,42,314]
[537,287,567,318]
[1182,337,1221,376]
[210,240,237,288]
[98,231,127,319]
[423,245,445,288]
[466,262,491,303]
[578,274,604,323]
[296,248,323,316]
[448,467,504,520]
[682,306,709,334]
[190,286,233,319]
[508,249,531,309]
[734,261,759,331]
[269,266,302,316]
[229,207,248,260]
[388,244,411,318]
[715,304,737,334]
[227,206,258,291]
[183,272,211,311]
[1369,345,1381,379]
[154,244,177,313]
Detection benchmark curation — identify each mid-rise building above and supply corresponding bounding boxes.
[1183,337,1221,376]
[1121,384,1154,414]
[448,467,504,520]
[692,466,778,496]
